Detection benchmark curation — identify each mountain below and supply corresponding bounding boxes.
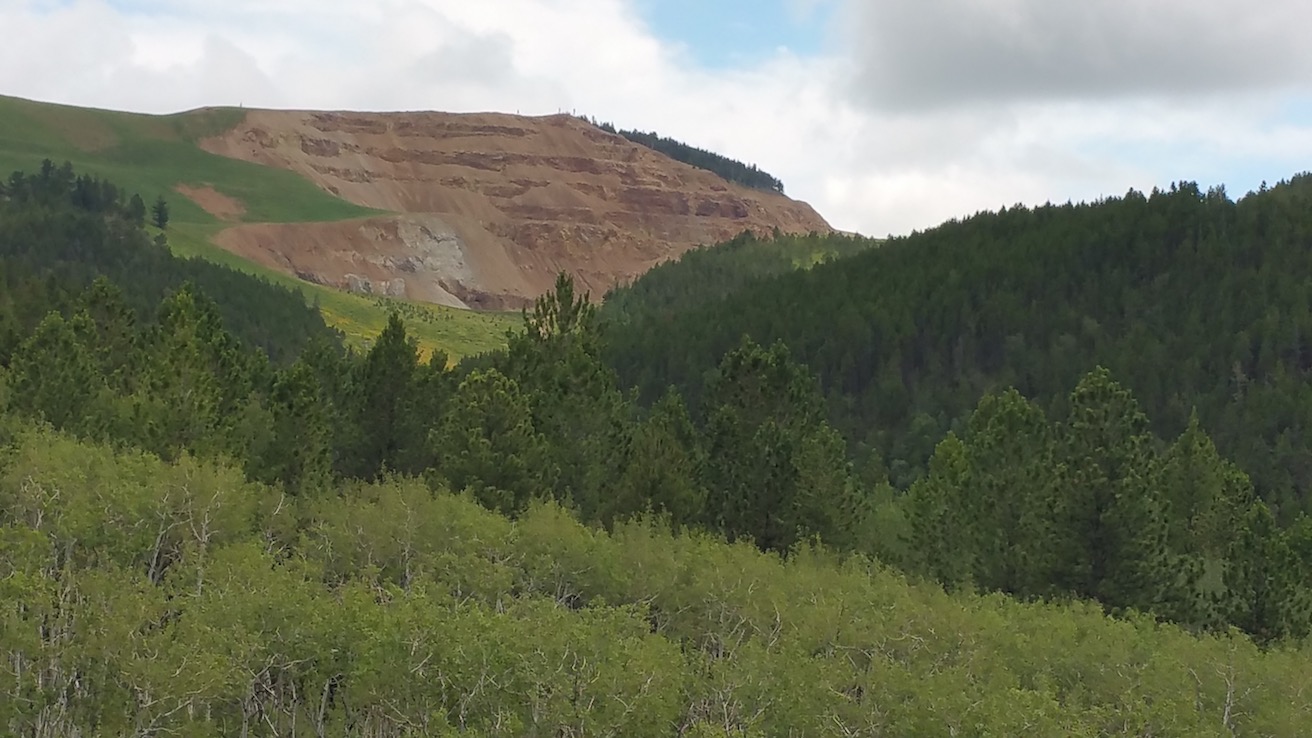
[198,109,831,309]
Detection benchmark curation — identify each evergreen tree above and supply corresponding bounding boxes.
[607,389,707,528]
[252,359,334,495]
[6,311,103,432]
[126,193,147,227]
[904,433,974,589]
[1222,501,1312,643]
[1058,367,1173,614]
[151,194,169,230]
[78,276,140,390]
[342,313,422,480]
[133,284,258,460]
[499,274,634,521]
[432,368,557,515]
[702,337,862,552]
[1157,411,1255,559]
[960,389,1063,597]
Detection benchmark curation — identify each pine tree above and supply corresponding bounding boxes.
[1153,411,1257,627]
[702,337,862,552]
[432,368,557,515]
[7,312,103,432]
[1057,367,1172,614]
[500,273,632,520]
[78,276,140,390]
[1158,411,1255,558]
[151,194,170,230]
[960,389,1063,597]
[136,284,254,459]
[343,313,421,480]
[254,360,334,495]
[608,390,707,528]
[126,193,147,227]
[904,433,973,588]
[1221,501,1312,643]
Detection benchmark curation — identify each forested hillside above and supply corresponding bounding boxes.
[601,229,874,325]
[3,163,1312,732]
[603,177,1312,518]
[0,159,340,363]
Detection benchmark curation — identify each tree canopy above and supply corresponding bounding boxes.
[3,162,1312,733]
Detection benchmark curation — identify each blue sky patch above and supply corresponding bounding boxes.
[632,0,832,68]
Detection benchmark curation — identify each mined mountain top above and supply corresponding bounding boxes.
[199,109,831,309]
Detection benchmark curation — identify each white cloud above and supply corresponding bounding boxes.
[1,0,1310,237]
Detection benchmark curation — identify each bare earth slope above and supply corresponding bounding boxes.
[201,110,831,309]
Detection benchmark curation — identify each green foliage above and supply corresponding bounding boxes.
[602,176,1312,519]
[961,389,1064,596]
[702,337,864,552]
[1222,501,1312,643]
[4,155,1311,662]
[2,425,1312,735]
[905,433,975,588]
[432,368,557,514]
[898,370,1282,632]
[8,312,104,432]
[340,312,424,479]
[249,358,334,495]
[905,390,1066,597]
[126,192,146,226]
[495,274,637,521]
[603,230,874,326]
[1057,367,1170,611]
[609,390,707,527]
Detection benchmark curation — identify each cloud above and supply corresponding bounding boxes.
[0,0,1310,239]
[841,0,1312,110]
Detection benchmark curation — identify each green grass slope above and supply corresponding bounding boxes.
[0,94,515,360]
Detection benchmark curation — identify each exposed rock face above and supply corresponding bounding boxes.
[202,109,832,308]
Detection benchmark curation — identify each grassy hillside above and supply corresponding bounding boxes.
[0,94,515,360]
[0,95,376,224]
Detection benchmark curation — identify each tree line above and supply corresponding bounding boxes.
[583,115,787,194]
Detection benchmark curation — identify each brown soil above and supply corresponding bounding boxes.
[175,184,246,221]
[201,109,831,307]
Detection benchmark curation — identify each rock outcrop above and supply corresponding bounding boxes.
[202,109,831,308]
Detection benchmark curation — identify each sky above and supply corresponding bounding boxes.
[2,0,1311,237]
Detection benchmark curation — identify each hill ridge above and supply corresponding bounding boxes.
[197,106,830,308]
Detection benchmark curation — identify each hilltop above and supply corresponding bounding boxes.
[200,108,830,309]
